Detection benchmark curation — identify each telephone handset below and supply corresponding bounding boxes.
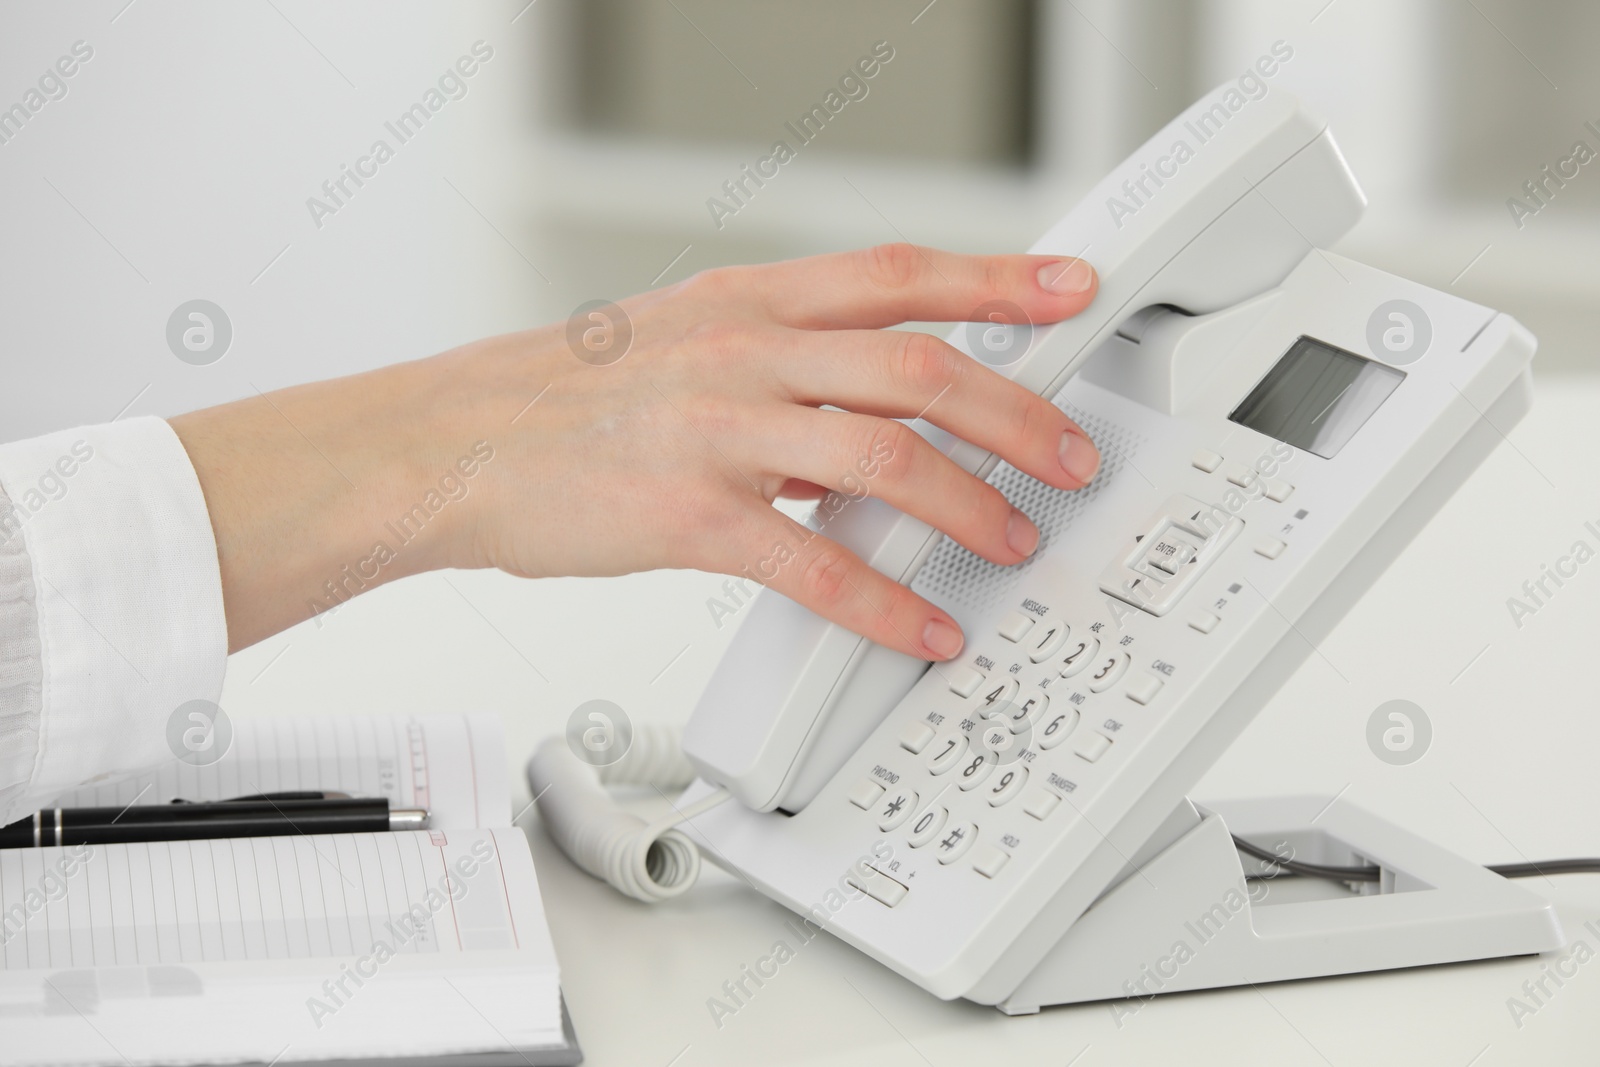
[684,82,1365,813]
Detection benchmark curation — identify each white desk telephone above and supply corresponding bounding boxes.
[530,81,1566,1012]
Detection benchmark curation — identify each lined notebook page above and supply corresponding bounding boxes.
[51,713,507,831]
[0,827,566,1065]
[0,829,530,972]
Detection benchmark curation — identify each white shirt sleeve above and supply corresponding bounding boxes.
[0,416,227,825]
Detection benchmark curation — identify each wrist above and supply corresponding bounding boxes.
[371,386,500,582]
[371,346,515,579]
[170,357,475,649]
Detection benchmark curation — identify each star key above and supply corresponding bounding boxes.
[877,790,918,832]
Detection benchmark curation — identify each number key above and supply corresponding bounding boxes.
[1037,708,1080,750]
[957,753,996,790]
[1007,689,1049,734]
[978,678,1020,712]
[907,805,949,848]
[1059,638,1100,678]
[927,733,969,775]
[1028,621,1070,662]
[1087,652,1131,693]
[987,765,1028,807]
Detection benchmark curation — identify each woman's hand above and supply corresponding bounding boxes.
[172,243,1099,656]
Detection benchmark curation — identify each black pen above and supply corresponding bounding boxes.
[0,792,429,848]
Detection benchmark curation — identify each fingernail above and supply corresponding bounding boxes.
[922,618,964,660]
[1059,430,1101,484]
[1006,509,1039,558]
[1037,259,1095,296]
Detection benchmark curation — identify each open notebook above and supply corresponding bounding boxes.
[0,714,579,1067]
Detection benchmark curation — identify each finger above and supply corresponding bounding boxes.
[774,478,831,501]
[731,506,966,661]
[736,243,1097,331]
[769,326,1101,488]
[751,407,1039,567]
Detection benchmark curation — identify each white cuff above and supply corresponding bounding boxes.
[0,416,226,821]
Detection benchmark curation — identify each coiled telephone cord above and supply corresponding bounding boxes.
[525,723,728,903]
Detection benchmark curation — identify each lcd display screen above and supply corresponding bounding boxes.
[1228,336,1405,459]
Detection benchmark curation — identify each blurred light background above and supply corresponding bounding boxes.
[3,0,1593,451]
[0,0,1593,840]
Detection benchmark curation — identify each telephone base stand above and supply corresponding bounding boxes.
[997,794,1565,1015]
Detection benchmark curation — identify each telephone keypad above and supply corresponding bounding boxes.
[878,789,919,831]
[862,595,1179,885]
[907,805,949,848]
[927,733,969,774]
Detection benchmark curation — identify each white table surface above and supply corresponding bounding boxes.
[222,377,1600,1067]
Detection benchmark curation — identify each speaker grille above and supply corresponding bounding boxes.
[911,404,1146,614]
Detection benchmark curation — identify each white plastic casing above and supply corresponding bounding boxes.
[688,247,1536,1002]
